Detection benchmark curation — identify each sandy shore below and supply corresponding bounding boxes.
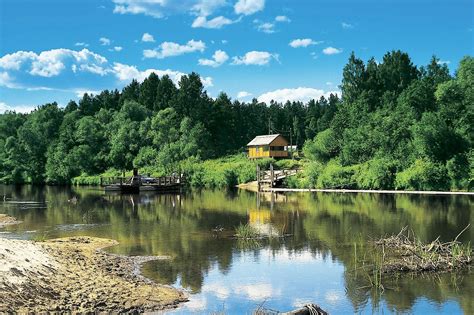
[0,235,187,313]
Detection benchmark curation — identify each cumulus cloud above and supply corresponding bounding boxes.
[289,38,322,48]
[112,0,228,20]
[112,62,213,87]
[0,48,108,78]
[74,89,101,97]
[322,46,343,55]
[198,50,229,67]
[258,87,339,103]
[112,0,165,18]
[0,101,37,114]
[342,22,354,29]
[275,15,290,22]
[234,0,265,15]
[192,15,235,29]
[143,40,206,59]
[232,51,277,66]
[237,91,252,99]
[99,37,111,46]
[141,33,155,42]
[0,71,18,88]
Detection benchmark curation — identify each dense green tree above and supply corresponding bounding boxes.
[0,52,471,190]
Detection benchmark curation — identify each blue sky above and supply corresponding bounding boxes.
[0,0,472,112]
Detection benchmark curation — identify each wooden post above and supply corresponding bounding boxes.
[256,164,261,191]
[270,163,274,188]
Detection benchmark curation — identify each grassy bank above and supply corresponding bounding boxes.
[69,154,471,191]
[284,158,473,192]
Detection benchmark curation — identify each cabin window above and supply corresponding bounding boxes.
[271,146,285,151]
[263,145,269,151]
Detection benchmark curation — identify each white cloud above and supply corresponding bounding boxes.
[201,76,213,87]
[78,64,110,76]
[322,46,343,55]
[74,89,101,97]
[275,15,290,22]
[0,101,37,114]
[0,49,108,78]
[437,60,451,65]
[141,33,155,42]
[192,15,235,29]
[108,46,123,52]
[258,87,339,103]
[231,51,276,66]
[74,42,89,47]
[221,40,228,44]
[192,0,227,16]
[112,62,213,88]
[198,50,229,67]
[342,22,354,29]
[99,37,111,46]
[289,38,322,48]
[112,0,228,20]
[326,81,333,86]
[143,40,206,59]
[0,71,18,88]
[112,0,165,18]
[256,21,275,33]
[237,91,252,99]
[234,0,265,15]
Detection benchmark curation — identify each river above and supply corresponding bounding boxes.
[0,185,472,314]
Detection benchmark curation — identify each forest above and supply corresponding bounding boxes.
[0,51,472,191]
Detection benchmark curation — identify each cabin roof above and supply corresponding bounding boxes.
[247,134,284,146]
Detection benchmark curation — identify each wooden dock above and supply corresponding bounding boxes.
[101,173,185,194]
[257,164,299,191]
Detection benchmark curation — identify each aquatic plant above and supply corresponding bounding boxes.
[235,223,260,239]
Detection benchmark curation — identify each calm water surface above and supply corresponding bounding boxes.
[0,185,473,314]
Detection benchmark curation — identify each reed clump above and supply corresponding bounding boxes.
[374,225,472,273]
[235,223,260,239]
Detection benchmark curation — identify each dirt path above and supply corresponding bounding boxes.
[0,236,187,313]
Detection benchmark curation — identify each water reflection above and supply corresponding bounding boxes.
[0,185,472,314]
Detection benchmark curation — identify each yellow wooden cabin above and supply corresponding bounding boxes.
[247,134,289,159]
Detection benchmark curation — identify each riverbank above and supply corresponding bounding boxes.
[262,187,474,195]
[0,236,187,313]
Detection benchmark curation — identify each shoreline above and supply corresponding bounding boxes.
[261,188,474,195]
[0,236,187,313]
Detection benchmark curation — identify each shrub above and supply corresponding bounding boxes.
[316,160,356,189]
[303,128,339,162]
[353,158,397,189]
[446,154,470,190]
[395,159,449,191]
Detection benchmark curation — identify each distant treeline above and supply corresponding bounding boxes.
[0,51,472,190]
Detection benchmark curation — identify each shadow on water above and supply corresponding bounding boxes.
[0,184,473,314]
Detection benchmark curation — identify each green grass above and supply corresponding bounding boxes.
[235,223,260,239]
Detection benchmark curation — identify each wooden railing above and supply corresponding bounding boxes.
[256,164,300,190]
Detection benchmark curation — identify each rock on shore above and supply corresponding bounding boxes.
[0,236,187,313]
[0,214,21,228]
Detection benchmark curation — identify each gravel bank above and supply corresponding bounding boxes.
[0,236,187,313]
